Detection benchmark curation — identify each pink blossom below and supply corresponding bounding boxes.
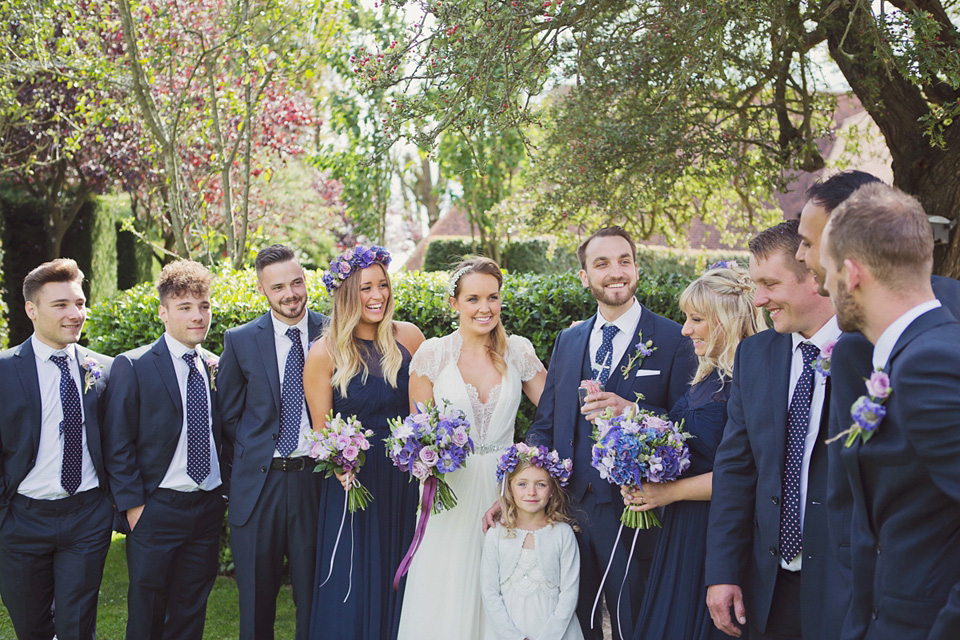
[343,445,359,461]
[866,371,892,399]
[451,427,469,447]
[336,434,352,449]
[412,460,430,481]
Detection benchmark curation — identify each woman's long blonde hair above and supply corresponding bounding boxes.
[326,263,403,396]
[498,461,577,536]
[449,256,507,376]
[678,264,766,384]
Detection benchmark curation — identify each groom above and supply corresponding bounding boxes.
[524,226,695,638]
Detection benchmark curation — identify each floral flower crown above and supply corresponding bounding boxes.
[322,245,391,295]
[496,443,573,490]
[708,260,740,272]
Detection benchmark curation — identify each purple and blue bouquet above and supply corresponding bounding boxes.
[591,404,691,529]
[385,400,474,514]
[306,412,375,512]
[387,400,475,588]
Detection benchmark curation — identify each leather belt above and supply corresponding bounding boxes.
[270,457,317,472]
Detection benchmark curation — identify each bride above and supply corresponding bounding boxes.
[397,256,547,639]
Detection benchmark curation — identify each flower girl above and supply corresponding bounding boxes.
[480,444,584,640]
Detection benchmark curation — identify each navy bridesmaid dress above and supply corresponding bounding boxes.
[632,369,738,640]
[308,340,418,639]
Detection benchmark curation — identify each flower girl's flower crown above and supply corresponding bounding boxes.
[496,443,573,491]
[322,245,391,295]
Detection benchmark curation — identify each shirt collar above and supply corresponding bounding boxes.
[791,315,841,354]
[31,335,77,362]
[271,312,309,340]
[593,298,641,337]
[872,299,942,370]
[163,332,198,359]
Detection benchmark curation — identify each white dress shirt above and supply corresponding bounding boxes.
[588,299,643,383]
[782,315,841,570]
[158,333,221,492]
[18,336,99,499]
[271,313,312,458]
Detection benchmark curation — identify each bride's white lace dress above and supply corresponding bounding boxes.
[396,331,544,640]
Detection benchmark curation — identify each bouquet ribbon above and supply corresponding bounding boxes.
[317,486,357,602]
[393,475,438,590]
[590,523,641,640]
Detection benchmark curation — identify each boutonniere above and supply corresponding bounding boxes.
[81,357,104,393]
[829,369,892,447]
[812,339,836,378]
[204,354,220,391]
[620,332,657,380]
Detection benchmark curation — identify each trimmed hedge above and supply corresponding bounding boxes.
[422,238,579,274]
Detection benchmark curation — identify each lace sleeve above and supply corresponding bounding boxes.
[507,335,545,382]
[409,337,443,382]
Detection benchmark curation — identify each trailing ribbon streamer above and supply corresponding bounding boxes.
[393,475,438,590]
[590,521,625,631]
[317,486,350,595]
[614,528,641,640]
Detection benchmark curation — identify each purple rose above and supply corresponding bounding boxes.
[412,460,430,481]
[419,447,439,467]
[343,445,359,461]
[451,427,469,447]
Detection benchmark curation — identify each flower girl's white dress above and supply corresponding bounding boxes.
[396,332,544,640]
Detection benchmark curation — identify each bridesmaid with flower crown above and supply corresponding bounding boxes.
[622,263,766,640]
[303,245,425,640]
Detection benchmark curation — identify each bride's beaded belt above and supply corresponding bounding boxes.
[474,443,506,455]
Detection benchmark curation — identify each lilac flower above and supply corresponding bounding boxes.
[851,396,886,431]
[865,371,892,399]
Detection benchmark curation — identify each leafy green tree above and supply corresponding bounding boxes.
[357,0,960,275]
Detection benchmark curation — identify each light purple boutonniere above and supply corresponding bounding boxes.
[81,357,103,393]
[829,369,892,447]
[205,355,220,391]
[812,339,836,378]
[621,332,657,380]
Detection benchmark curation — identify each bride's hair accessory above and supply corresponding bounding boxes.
[447,265,473,297]
[323,245,391,295]
[496,443,573,495]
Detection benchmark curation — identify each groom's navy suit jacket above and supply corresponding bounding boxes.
[0,339,113,508]
[827,275,960,640]
[217,309,327,527]
[526,303,695,504]
[838,306,960,640]
[705,328,840,637]
[103,336,225,513]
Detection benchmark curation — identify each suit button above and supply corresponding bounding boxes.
[872,606,879,620]
[271,433,278,440]
[876,543,881,555]
[771,496,779,505]
[260,466,267,473]
[769,547,778,556]
[569,439,574,447]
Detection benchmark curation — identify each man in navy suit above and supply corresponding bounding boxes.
[794,170,960,640]
[0,259,113,640]
[523,226,696,638]
[706,220,839,639]
[104,260,227,640]
[216,245,328,640]
[821,183,960,640]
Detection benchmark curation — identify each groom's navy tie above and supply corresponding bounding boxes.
[278,326,304,458]
[183,351,211,485]
[51,353,82,495]
[780,341,820,563]
[594,323,619,385]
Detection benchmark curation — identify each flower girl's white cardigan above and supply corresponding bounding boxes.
[480,522,580,640]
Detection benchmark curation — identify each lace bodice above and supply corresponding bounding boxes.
[410,332,544,446]
[501,546,557,598]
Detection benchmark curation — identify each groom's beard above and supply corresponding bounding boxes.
[271,295,306,320]
[587,277,638,308]
[832,277,865,333]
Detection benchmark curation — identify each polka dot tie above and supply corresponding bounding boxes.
[779,341,820,563]
[51,354,82,495]
[593,324,619,385]
[277,327,304,458]
[183,351,211,485]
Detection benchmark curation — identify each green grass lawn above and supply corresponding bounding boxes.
[0,534,297,639]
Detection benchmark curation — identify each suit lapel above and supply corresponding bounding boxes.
[152,338,184,417]
[307,310,324,344]
[769,333,792,477]
[256,313,282,412]
[13,340,43,456]
[75,346,104,477]
[608,304,656,398]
